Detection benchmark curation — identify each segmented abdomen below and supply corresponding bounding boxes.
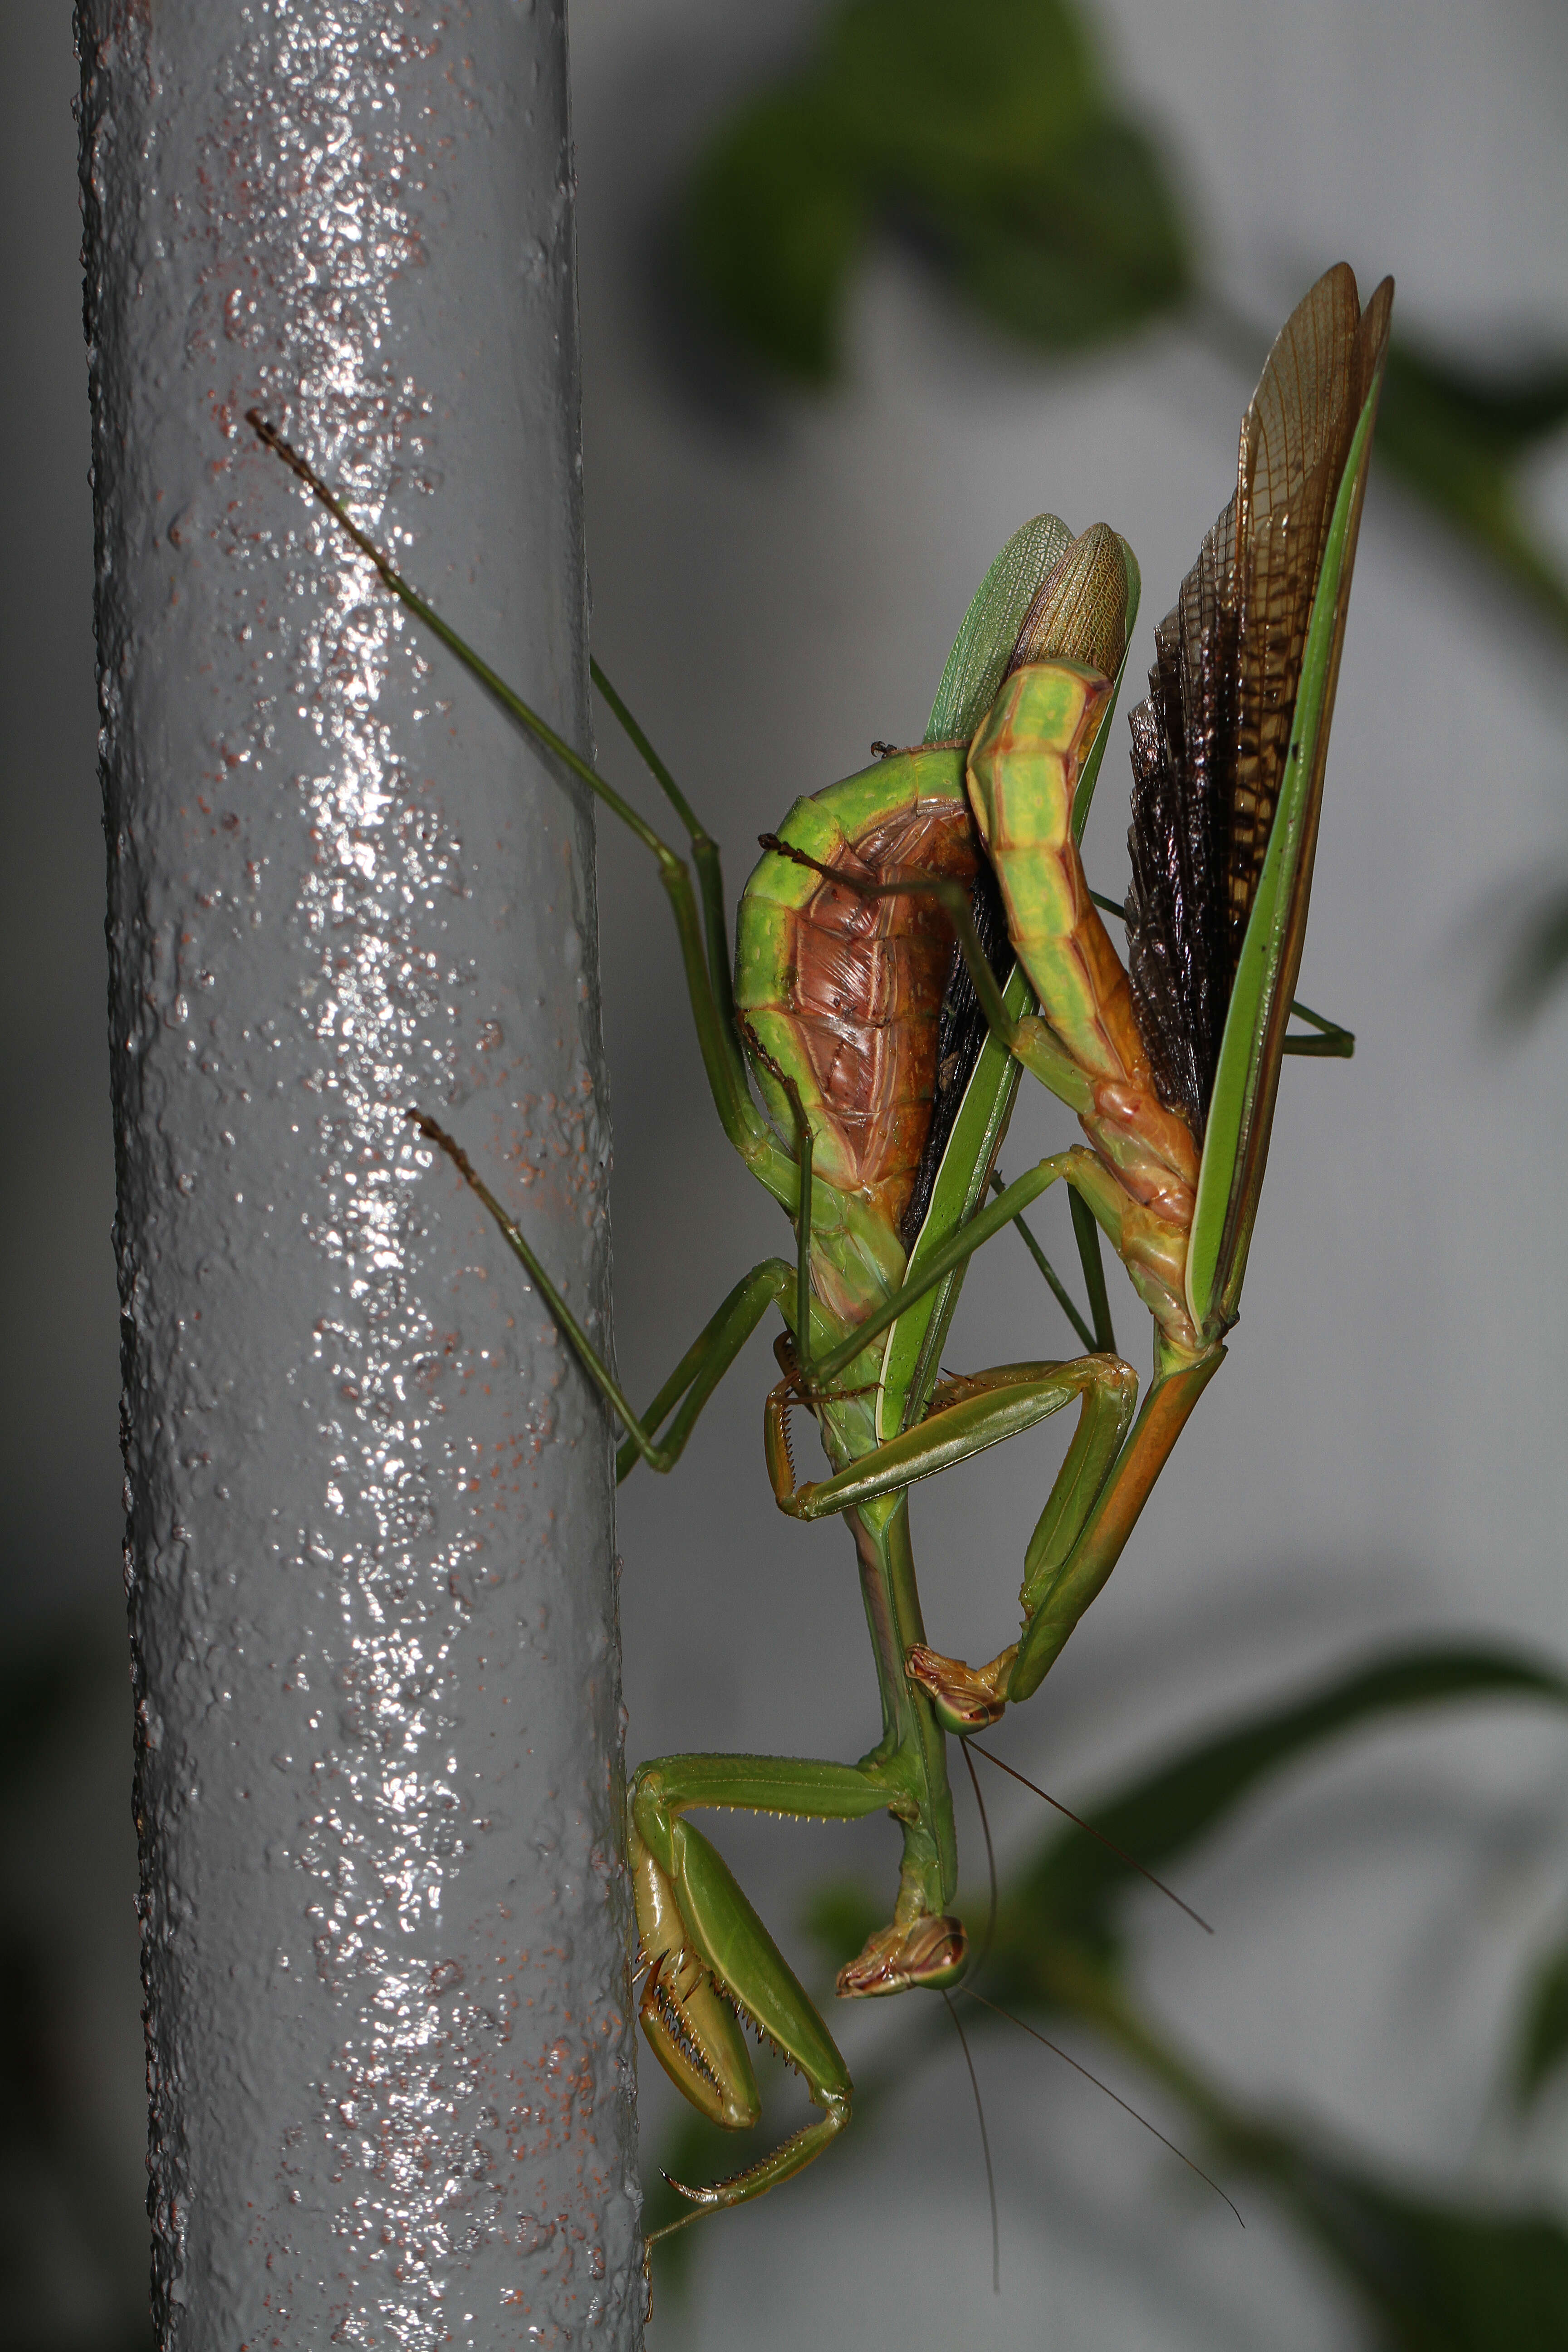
[968,662,1200,1228]
[735,746,978,1240]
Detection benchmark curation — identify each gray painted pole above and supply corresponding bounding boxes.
[76,4,643,2342]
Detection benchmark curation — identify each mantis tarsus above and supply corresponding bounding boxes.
[249,259,1392,2249]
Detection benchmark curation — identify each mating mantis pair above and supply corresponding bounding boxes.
[250,260,1392,2244]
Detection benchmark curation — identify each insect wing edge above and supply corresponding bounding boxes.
[1185,353,1388,1341]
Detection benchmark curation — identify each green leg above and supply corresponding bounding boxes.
[611,1260,798,1484]
[766,1308,1220,1735]
[589,659,740,1058]
[766,1353,1138,1523]
[412,1112,799,1478]
[248,416,801,1210]
[988,1153,1120,1359]
[1008,1343,1225,1699]
[630,1742,959,2236]
[766,1351,1143,1735]
[908,1341,1225,1726]
[989,1166,1094,1351]
[1069,1186,1118,1354]
[630,1480,971,2230]
[639,1498,967,1996]
[809,1146,1157,1388]
[839,1496,961,1952]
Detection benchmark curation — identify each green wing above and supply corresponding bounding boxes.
[926,512,1139,843]
[926,514,1073,744]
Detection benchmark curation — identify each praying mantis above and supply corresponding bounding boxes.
[249,260,1392,2249]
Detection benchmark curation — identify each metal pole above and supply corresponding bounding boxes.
[77,3,642,2342]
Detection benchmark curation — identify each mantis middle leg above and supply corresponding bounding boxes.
[910,1340,1224,1725]
[769,1315,1222,1729]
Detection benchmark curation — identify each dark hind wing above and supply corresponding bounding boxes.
[1227,264,1364,946]
[1127,265,1390,1143]
[1125,510,1239,1139]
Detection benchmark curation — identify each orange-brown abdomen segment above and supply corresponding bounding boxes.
[735,746,981,1237]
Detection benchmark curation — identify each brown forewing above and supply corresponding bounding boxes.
[1228,265,1365,942]
[1127,264,1391,1142]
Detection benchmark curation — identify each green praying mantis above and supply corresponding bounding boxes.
[249,259,1393,2249]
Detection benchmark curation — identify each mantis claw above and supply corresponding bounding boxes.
[654,2099,853,2229]
[631,1786,858,2220]
[661,2169,721,2211]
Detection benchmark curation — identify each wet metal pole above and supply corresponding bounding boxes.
[77,3,642,2341]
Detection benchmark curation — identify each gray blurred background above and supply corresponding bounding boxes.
[6,1,1568,2345]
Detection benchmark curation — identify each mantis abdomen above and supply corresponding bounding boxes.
[967,657,1201,1237]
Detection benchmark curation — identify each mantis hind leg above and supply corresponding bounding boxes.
[1003,1342,1224,1702]
[764,1350,1143,1731]
[909,1343,1226,1725]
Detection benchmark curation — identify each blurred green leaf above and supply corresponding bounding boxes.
[680,0,1190,380]
[1514,1926,1568,2110]
[1495,878,1568,1027]
[1376,341,1568,635]
[681,89,867,383]
[1375,339,1568,1024]
[1381,344,1568,459]
[1243,2132,1568,2352]
[1006,1643,1568,1955]
[820,0,1101,178]
[926,117,1191,353]
[968,1648,1568,2339]
[681,0,1568,685]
